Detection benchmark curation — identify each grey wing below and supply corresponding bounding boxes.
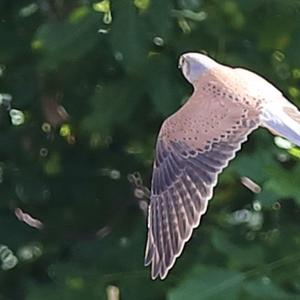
[144,125,258,280]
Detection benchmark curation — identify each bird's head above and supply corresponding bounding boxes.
[178,52,218,85]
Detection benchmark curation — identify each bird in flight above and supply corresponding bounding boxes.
[144,52,300,280]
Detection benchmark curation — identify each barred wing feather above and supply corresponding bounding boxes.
[145,121,258,279]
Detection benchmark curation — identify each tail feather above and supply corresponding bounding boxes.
[261,98,300,147]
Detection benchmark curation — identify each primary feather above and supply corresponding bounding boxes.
[145,52,300,279]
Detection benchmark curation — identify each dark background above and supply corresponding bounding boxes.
[1,0,300,299]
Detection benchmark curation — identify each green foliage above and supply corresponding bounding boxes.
[1,0,300,299]
[169,266,244,300]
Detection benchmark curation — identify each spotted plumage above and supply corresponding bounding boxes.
[145,52,300,279]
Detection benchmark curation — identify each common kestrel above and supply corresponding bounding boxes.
[144,52,300,280]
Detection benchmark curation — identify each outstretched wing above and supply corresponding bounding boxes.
[261,97,300,147]
[235,67,300,147]
[144,93,260,279]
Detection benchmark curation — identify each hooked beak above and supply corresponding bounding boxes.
[178,56,184,69]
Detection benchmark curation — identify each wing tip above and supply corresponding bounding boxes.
[145,213,206,280]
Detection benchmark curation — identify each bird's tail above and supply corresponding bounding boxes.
[261,98,300,147]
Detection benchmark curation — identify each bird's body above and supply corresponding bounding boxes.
[145,53,300,280]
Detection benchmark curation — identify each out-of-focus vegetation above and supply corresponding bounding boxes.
[1,0,300,299]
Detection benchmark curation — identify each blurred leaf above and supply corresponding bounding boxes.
[110,2,148,74]
[33,11,99,69]
[254,188,280,208]
[93,0,110,13]
[145,0,174,40]
[288,147,300,159]
[146,55,185,116]
[243,277,293,300]
[264,164,300,202]
[81,79,142,134]
[211,229,264,268]
[231,137,274,182]
[134,0,151,12]
[168,266,244,300]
